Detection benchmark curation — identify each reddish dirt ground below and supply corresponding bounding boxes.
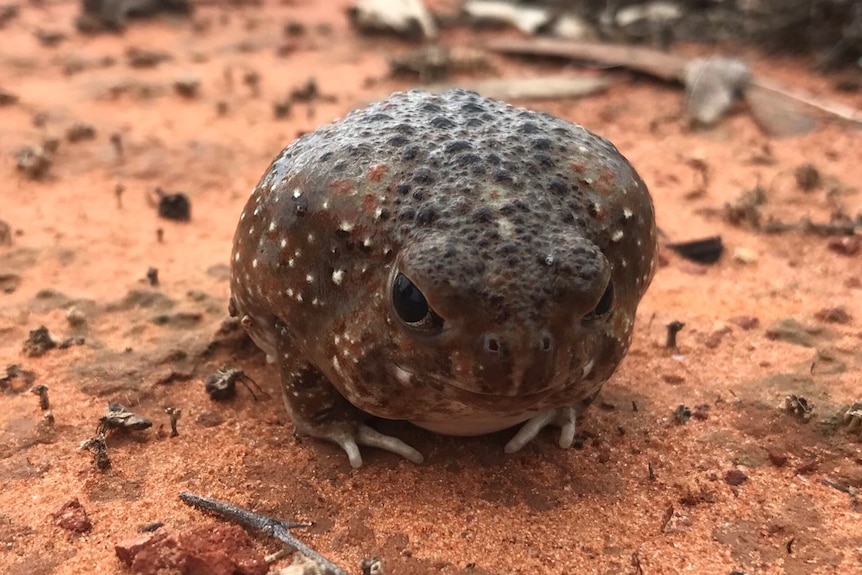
[2,1,862,574]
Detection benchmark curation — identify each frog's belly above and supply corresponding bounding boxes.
[409,411,535,436]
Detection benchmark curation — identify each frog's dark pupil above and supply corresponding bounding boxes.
[393,273,428,323]
[588,281,614,318]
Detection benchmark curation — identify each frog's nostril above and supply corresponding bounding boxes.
[540,332,553,353]
[483,334,501,354]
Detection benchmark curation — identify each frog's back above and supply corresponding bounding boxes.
[232,90,654,345]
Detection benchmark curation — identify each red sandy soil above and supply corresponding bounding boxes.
[2,1,862,574]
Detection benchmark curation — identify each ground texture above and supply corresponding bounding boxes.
[1,1,862,574]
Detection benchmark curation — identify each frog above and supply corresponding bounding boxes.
[229,88,657,467]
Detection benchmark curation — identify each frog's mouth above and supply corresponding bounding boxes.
[387,358,593,403]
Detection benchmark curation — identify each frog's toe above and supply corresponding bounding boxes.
[327,425,424,468]
[357,425,424,465]
[504,406,578,453]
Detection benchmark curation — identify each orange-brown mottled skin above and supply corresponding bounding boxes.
[230,89,657,467]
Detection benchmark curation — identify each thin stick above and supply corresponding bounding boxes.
[179,492,349,575]
[750,78,862,127]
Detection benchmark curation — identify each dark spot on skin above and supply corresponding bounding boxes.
[498,243,517,255]
[397,183,410,195]
[430,116,455,129]
[494,170,514,184]
[293,195,308,216]
[320,151,333,162]
[412,168,434,184]
[416,205,438,225]
[394,123,415,134]
[332,159,348,172]
[445,141,472,154]
[532,137,552,150]
[378,208,391,220]
[461,102,486,114]
[518,122,540,134]
[364,112,393,122]
[402,145,419,161]
[533,153,554,169]
[399,208,416,221]
[458,153,482,167]
[472,207,495,224]
[388,135,409,147]
[412,189,424,201]
[548,178,568,196]
[486,154,501,166]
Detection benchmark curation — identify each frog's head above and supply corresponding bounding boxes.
[382,223,619,405]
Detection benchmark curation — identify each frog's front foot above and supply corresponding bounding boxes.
[306,418,424,468]
[504,406,578,453]
[273,322,424,468]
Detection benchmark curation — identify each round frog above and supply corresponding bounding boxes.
[230,89,657,467]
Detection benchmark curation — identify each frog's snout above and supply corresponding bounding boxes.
[480,330,554,356]
[474,328,563,397]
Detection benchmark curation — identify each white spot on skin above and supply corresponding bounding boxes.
[339,221,354,232]
[392,365,412,385]
[269,222,277,232]
[306,274,314,283]
[611,230,624,242]
[234,252,240,262]
[332,356,344,377]
[332,269,345,285]
[293,189,302,198]
[307,233,315,243]
[240,211,247,221]
[288,258,295,267]
[248,226,255,235]
[280,239,288,249]
[362,237,373,248]
[582,359,595,379]
[623,208,633,220]
[322,201,329,210]
[252,258,259,268]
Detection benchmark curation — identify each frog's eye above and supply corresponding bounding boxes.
[583,279,614,322]
[392,273,443,331]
